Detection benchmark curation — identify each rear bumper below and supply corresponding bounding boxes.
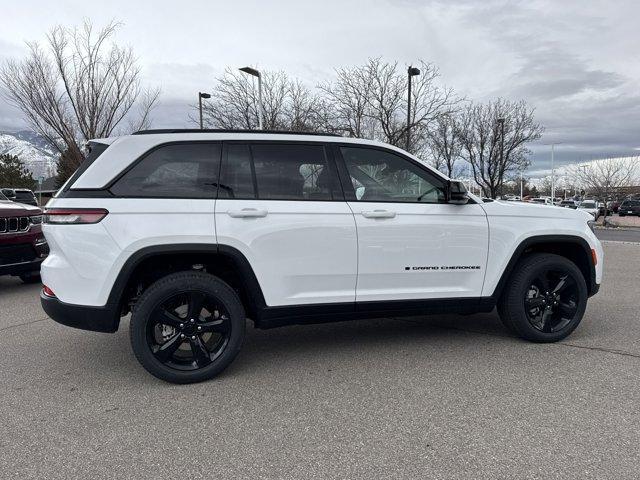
[40,291,120,333]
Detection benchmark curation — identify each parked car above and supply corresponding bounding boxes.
[578,200,599,220]
[0,190,49,282]
[618,199,640,216]
[1,188,38,206]
[560,200,577,209]
[40,129,603,383]
[530,198,552,205]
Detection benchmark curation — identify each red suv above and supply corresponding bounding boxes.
[0,191,48,282]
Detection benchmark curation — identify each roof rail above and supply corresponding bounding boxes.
[132,128,340,137]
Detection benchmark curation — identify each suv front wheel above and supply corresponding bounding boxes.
[130,271,246,383]
[498,253,588,342]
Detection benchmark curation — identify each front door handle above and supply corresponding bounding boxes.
[227,208,268,218]
[361,209,396,219]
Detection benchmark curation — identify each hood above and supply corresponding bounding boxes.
[479,199,593,221]
[0,200,41,217]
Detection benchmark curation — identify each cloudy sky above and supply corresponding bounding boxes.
[1,0,639,175]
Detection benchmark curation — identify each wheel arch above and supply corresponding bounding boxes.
[491,235,597,301]
[108,244,267,324]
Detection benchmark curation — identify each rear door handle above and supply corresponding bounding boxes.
[227,208,268,218]
[361,209,396,219]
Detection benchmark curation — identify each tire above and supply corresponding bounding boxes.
[19,272,41,284]
[498,253,588,343]
[130,271,246,383]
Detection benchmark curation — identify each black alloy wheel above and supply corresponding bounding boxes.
[130,271,245,383]
[523,268,580,333]
[498,253,588,342]
[148,291,231,371]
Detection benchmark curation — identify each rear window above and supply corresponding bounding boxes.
[622,200,640,206]
[581,201,596,207]
[14,191,34,200]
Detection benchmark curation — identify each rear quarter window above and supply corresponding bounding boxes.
[110,143,221,198]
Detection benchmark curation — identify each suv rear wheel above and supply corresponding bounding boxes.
[498,253,588,342]
[129,271,246,383]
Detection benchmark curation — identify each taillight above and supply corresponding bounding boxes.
[43,208,108,225]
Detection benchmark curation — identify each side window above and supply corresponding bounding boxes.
[110,143,221,198]
[340,147,446,203]
[219,143,335,201]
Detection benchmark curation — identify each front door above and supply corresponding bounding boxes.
[336,145,489,302]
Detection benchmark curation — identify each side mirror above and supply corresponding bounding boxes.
[447,180,469,205]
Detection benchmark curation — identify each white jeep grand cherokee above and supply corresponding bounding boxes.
[40,130,603,383]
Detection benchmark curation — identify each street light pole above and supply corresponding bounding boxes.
[198,92,211,129]
[496,118,505,198]
[406,66,421,152]
[551,143,555,202]
[520,170,523,199]
[239,67,263,130]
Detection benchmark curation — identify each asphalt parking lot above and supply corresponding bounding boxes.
[1,239,639,479]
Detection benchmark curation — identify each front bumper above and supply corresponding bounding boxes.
[40,291,120,333]
[0,257,43,276]
[0,240,48,276]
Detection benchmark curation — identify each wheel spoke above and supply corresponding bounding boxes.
[189,337,211,367]
[199,316,230,334]
[187,292,206,320]
[154,334,184,362]
[540,309,553,333]
[552,275,575,295]
[558,301,577,318]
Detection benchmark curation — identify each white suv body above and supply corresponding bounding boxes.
[40,130,603,383]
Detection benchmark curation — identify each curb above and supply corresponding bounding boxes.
[600,240,640,245]
[594,225,640,231]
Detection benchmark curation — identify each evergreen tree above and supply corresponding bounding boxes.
[0,154,36,189]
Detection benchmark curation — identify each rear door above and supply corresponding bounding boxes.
[214,142,357,306]
[335,145,489,302]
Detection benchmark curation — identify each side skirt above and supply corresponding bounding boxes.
[254,297,495,329]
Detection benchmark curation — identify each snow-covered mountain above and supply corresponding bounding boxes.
[0,130,57,179]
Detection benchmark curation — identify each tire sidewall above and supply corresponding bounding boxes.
[130,272,245,383]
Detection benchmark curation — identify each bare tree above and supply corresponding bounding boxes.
[567,157,638,215]
[427,111,463,177]
[457,99,543,198]
[1,20,159,185]
[317,64,375,137]
[201,68,326,132]
[319,59,457,154]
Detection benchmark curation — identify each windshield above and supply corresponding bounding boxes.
[0,191,7,201]
[580,201,596,208]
